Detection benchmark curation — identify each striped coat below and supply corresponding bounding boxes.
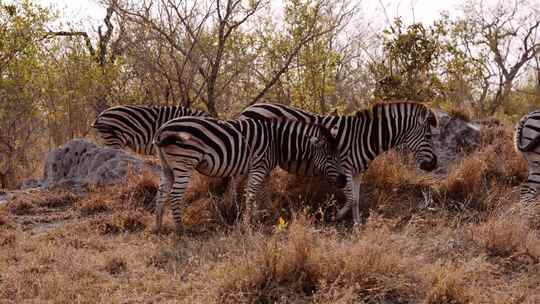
[239,101,438,224]
[153,117,347,234]
[92,105,209,155]
[515,110,540,225]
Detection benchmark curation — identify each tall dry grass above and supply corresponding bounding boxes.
[1,121,540,303]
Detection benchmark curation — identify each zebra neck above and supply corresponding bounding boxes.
[319,109,406,161]
[362,105,410,157]
[271,121,309,164]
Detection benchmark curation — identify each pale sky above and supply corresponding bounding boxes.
[30,0,540,40]
[36,0,475,27]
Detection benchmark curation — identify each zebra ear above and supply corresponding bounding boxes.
[309,136,326,147]
[330,125,339,137]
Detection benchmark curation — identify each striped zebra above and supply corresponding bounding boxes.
[91,105,209,155]
[239,101,438,225]
[153,117,347,234]
[515,110,540,224]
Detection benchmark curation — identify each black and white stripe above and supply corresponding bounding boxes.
[515,110,540,212]
[91,105,209,155]
[239,101,438,224]
[153,117,347,234]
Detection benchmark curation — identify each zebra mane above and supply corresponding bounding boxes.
[259,117,339,149]
[354,101,438,127]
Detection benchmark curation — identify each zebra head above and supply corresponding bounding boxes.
[402,107,438,171]
[309,125,347,188]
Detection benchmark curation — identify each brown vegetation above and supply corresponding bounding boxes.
[2,0,540,301]
[2,121,540,303]
[448,106,473,122]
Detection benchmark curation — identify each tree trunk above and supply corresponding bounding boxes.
[489,80,513,115]
[536,66,540,98]
[206,86,218,117]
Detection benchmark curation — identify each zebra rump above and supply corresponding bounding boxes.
[92,105,209,155]
[514,110,540,226]
[515,111,540,152]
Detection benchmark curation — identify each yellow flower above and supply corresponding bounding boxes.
[276,216,287,232]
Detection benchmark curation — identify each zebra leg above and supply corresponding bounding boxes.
[168,167,195,235]
[336,174,363,225]
[154,168,173,234]
[520,157,540,228]
[243,168,268,227]
[350,176,362,225]
[520,183,539,228]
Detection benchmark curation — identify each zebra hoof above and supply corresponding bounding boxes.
[352,222,363,234]
[336,205,351,220]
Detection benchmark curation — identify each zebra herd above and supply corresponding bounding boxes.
[239,102,438,224]
[92,102,540,234]
[153,117,347,234]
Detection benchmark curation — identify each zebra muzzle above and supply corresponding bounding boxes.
[335,174,347,188]
[419,155,437,171]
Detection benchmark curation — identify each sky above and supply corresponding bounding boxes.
[35,0,471,27]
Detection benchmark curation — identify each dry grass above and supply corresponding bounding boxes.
[212,217,422,303]
[437,125,526,212]
[448,107,473,122]
[1,122,539,303]
[473,213,526,258]
[7,190,79,215]
[119,170,159,210]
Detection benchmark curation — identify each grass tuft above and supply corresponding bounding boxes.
[448,107,472,122]
[474,214,526,258]
[96,210,148,235]
[103,256,128,275]
[424,264,471,304]
[120,171,159,210]
[76,197,111,216]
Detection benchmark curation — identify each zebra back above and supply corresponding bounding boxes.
[155,116,345,183]
[238,103,321,123]
[92,105,209,155]
[240,101,438,173]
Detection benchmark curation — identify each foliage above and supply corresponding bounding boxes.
[370,18,445,102]
[369,17,486,107]
[1,0,540,188]
[0,0,52,187]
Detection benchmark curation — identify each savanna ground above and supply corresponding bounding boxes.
[1,123,540,304]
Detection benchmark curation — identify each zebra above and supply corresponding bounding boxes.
[239,101,438,225]
[515,110,540,224]
[91,105,209,155]
[153,116,347,234]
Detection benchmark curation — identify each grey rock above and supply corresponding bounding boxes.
[19,178,41,190]
[432,110,481,167]
[0,191,6,206]
[40,139,159,189]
